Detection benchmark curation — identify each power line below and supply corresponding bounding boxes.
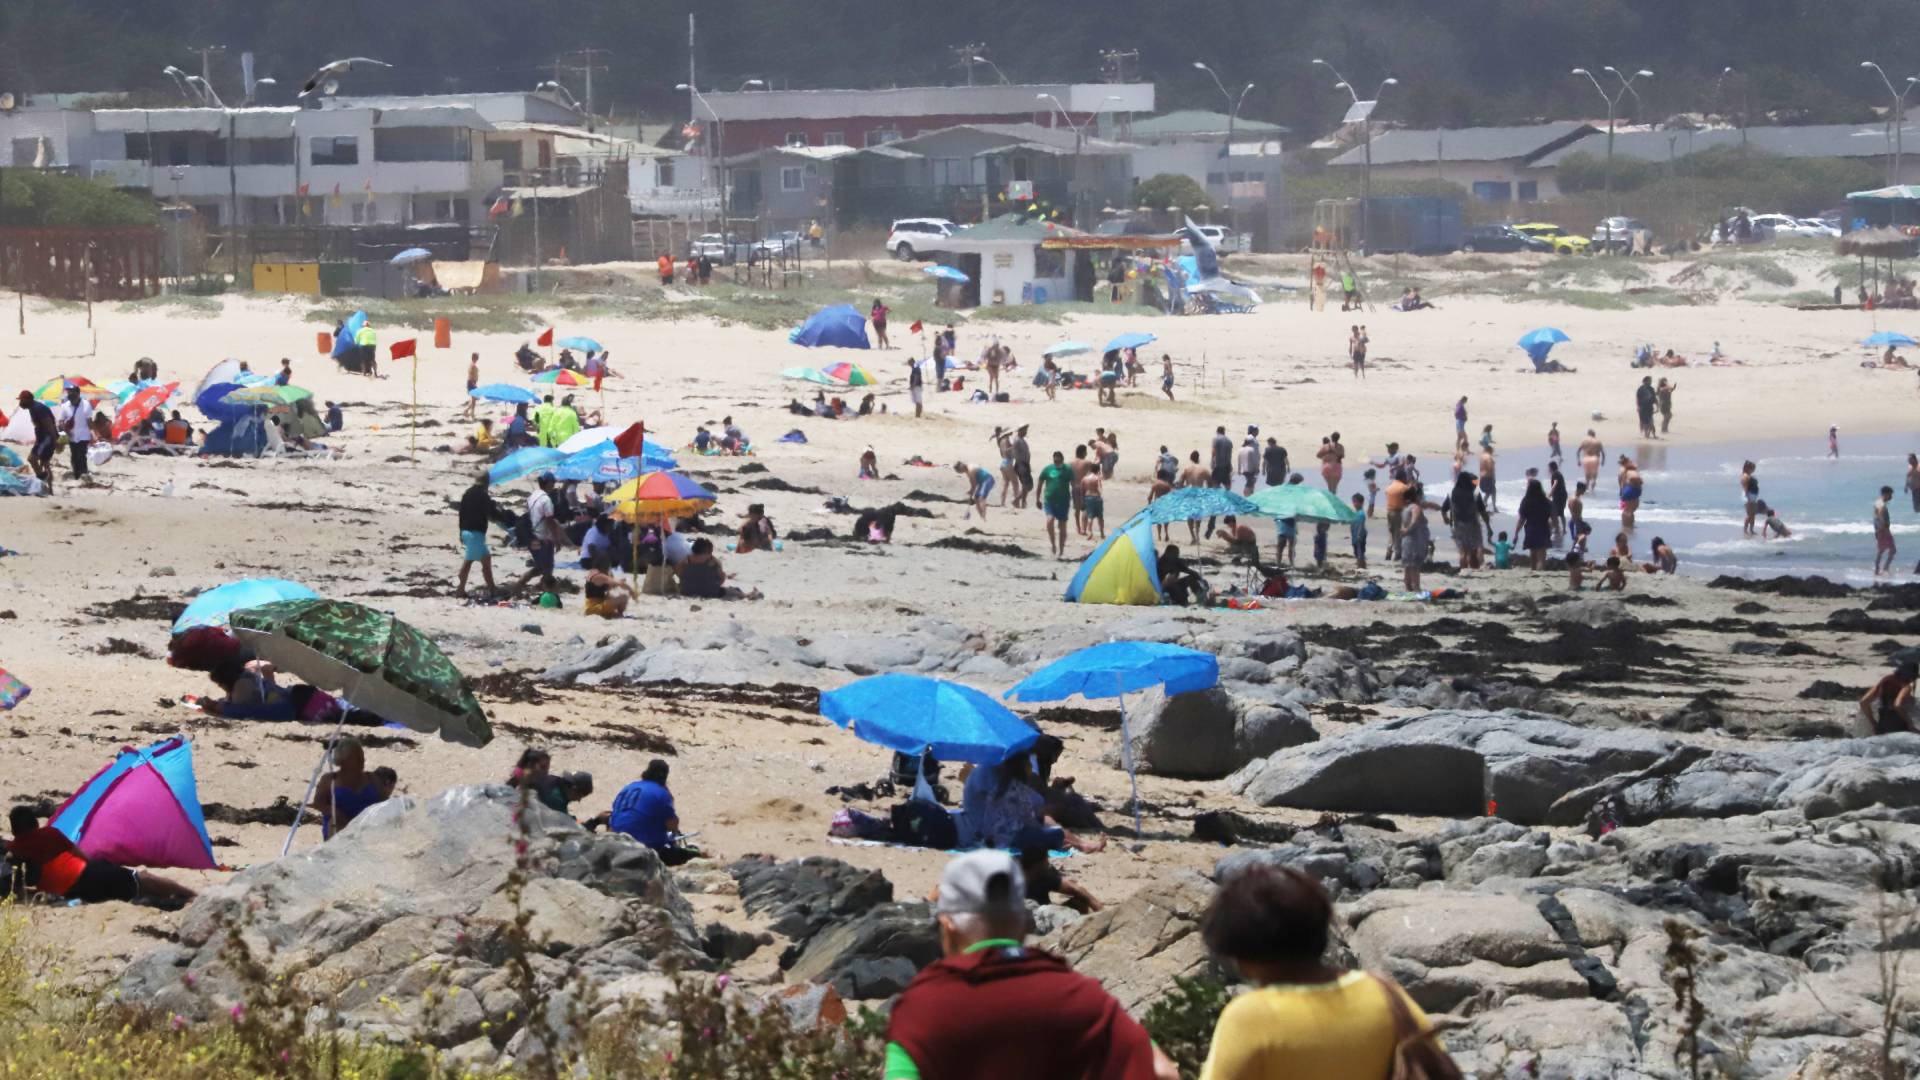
[557,47,612,130]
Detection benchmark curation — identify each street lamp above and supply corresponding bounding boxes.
[1572,65,1652,253]
[969,56,1011,85]
[161,66,199,106]
[536,80,583,112]
[244,76,276,107]
[677,83,730,223]
[185,75,225,109]
[737,78,766,91]
[289,58,390,234]
[1313,58,1396,254]
[1862,61,1919,186]
[1193,63,1253,238]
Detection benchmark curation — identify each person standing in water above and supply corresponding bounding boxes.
[1579,429,1605,492]
[1875,486,1899,576]
[1906,452,1920,513]
[1740,461,1761,537]
[1618,456,1644,530]
[1547,421,1562,462]
[1829,425,1840,459]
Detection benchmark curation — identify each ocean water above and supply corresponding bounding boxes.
[1481,431,1920,584]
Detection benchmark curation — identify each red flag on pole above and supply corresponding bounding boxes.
[536,326,555,347]
[909,320,924,334]
[390,339,417,360]
[593,371,604,393]
[612,421,647,460]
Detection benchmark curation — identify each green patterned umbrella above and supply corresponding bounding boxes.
[229,599,492,747]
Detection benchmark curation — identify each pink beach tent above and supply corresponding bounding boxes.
[49,736,216,871]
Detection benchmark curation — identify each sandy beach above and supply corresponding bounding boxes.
[2,253,1917,992]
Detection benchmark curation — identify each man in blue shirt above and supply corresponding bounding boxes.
[607,759,692,865]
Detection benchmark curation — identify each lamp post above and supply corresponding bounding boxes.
[1313,59,1395,254]
[1862,61,1919,187]
[1038,93,1121,228]
[1193,62,1253,236]
[969,56,1011,85]
[676,83,729,226]
[1572,65,1652,254]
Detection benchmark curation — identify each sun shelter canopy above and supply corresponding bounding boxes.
[51,736,216,871]
[790,304,870,349]
[1065,518,1163,605]
[820,673,1039,765]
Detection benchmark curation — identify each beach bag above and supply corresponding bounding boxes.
[1372,975,1463,1079]
[1357,581,1388,601]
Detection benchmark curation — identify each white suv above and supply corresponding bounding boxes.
[887,218,955,261]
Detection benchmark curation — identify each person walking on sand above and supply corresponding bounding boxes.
[955,461,993,520]
[907,356,925,419]
[1579,429,1605,491]
[1237,436,1259,496]
[1011,425,1033,508]
[871,299,891,349]
[1548,421,1562,462]
[1081,468,1106,541]
[1875,486,1899,575]
[1636,376,1658,439]
[985,339,1003,397]
[1037,451,1074,558]
[62,384,93,485]
[1656,378,1676,434]
[463,353,481,419]
[1478,438,1498,513]
[1453,396,1468,442]
[1348,324,1368,379]
[455,471,497,600]
[995,432,1017,508]
[1160,354,1176,401]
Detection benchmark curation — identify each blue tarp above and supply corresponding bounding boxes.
[789,304,870,349]
[332,310,367,359]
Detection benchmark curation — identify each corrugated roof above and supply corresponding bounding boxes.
[1532,123,1920,167]
[1127,110,1287,138]
[893,122,1136,155]
[720,144,861,166]
[942,213,1081,244]
[1327,121,1594,167]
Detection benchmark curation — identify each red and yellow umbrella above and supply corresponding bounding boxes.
[531,369,591,386]
[112,381,180,439]
[606,471,717,522]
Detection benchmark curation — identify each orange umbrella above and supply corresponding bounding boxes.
[113,382,179,439]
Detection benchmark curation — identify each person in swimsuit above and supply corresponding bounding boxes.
[583,552,633,618]
[6,807,196,906]
[311,737,387,840]
[995,433,1017,507]
[1643,536,1679,573]
[955,461,994,519]
[1081,469,1105,541]
[1875,486,1899,575]
[463,353,480,419]
[1618,456,1643,530]
[1859,661,1918,735]
[1161,354,1176,401]
[1579,430,1604,492]
[1547,461,1569,545]
[1740,461,1760,536]
[1317,432,1345,493]
[1547,421,1562,461]
[1399,483,1440,593]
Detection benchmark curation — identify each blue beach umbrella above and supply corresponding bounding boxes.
[488,447,566,486]
[1517,326,1571,368]
[1139,487,1260,525]
[820,673,1038,765]
[173,578,320,634]
[550,441,678,483]
[1005,641,1219,834]
[390,248,433,265]
[922,264,970,283]
[1103,331,1157,352]
[1862,331,1917,348]
[1042,340,1095,358]
[469,383,541,405]
[556,336,604,353]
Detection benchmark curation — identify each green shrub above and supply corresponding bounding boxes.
[0,171,157,228]
[1141,975,1231,1077]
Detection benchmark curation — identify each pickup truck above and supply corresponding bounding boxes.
[1179,224,1249,256]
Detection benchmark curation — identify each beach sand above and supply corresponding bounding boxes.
[1,263,1912,985]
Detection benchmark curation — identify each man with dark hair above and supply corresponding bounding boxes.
[884,851,1172,1080]
[5,806,196,906]
[605,759,692,865]
[456,471,497,600]
[17,391,57,491]
[513,473,565,598]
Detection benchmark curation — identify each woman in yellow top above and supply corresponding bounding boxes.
[1198,865,1449,1079]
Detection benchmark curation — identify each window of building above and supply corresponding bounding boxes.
[351,201,367,224]
[1206,172,1225,187]
[123,134,151,161]
[785,131,809,147]
[166,139,190,167]
[1471,180,1513,202]
[310,136,359,166]
[204,138,227,167]
[930,158,969,187]
[484,140,523,169]
[1517,181,1539,201]
[375,128,469,163]
[864,128,901,146]
[657,160,675,187]
[1034,247,1066,278]
[823,131,845,146]
[781,165,805,191]
[236,138,294,165]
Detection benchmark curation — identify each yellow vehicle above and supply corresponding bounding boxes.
[1513,222,1591,255]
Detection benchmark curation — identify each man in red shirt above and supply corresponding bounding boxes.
[884,850,1174,1080]
[5,807,196,905]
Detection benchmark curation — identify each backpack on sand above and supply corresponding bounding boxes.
[1372,975,1463,1080]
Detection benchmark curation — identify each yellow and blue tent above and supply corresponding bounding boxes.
[1064,517,1162,605]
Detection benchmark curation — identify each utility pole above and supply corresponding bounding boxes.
[559,48,611,131]
[950,44,986,86]
[197,44,227,89]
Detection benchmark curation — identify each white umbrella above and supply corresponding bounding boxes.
[556,425,616,455]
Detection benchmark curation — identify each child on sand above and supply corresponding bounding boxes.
[1081,470,1106,541]
[1596,556,1629,591]
[1349,493,1368,569]
[1364,468,1379,516]
[1568,521,1592,589]
[1492,531,1513,569]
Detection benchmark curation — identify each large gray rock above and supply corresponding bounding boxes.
[1040,871,1216,1013]
[1114,686,1316,779]
[120,786,702,1059]
[1544,596,1633,629]
[1228,710,1679,824]
[729,855,892,942]
[783,902,941,999]
[541,634,642,684]
[1343,889,1587,1014]
[1608,733,1920,823]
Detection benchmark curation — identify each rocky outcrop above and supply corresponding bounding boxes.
[1039,870,1217,1013]
[121,787,703,1062]
[1228,711,1680,824]
[1109,686,1316,779]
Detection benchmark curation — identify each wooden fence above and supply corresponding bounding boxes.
[0,227,161,301]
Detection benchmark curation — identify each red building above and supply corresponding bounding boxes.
[698,83,1155,158]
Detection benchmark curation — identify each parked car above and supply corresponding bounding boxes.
[1748,213,1836,240]
[691,233,753,264]
[1177,224,1250,256]
[1513,222,1590,255]
[886,218,956,261]
[1589,216,1651,254]
[1458,224,1532,253]
[752,231,803,257]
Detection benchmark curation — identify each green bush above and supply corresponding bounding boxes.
[0,170,157,228]
[1132,173,1213,212]
[1141,975,1231,1077]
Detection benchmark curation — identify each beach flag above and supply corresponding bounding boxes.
[297,182,309,197]
[50,737,216,871]
[330,183,343,208]
[363,179,374,205]
[433,318,451,349]
[612,421,647,460]
[488,195,510,219]
[315,331,332,354]
[536,327,555,347]
[390,338,417,360]
[909,320,924,334]
[511,197,524,218]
